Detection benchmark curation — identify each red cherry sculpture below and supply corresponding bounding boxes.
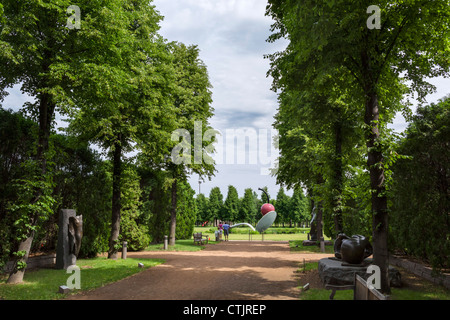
[261,203,275,216]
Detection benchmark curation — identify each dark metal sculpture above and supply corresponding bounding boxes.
[334,234,373,265]
[309,206,317,241]
[258,188,270,204]
[68,215,83,257]
[56,209,83,270]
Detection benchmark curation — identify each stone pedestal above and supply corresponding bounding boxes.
[318,257,402,287]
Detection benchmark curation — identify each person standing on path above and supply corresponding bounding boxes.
[218,222,223,241]
[222,223,230,241]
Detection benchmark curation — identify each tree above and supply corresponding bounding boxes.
[59,0,174,258]
[270,48,367,236]
[0,0,78,283]
[175,181,197,240]
[208,187,224,224]
[0,109,38,270]
[195,193,209,225]
[252,190,263,224]
[275,187,290,226]
[390,96,450,271]
[119,164,150,251]
[239,188,256,223]
[164,42,215,246]
[0,0,117,281]
[223,185,240,222]
[289,187,309,227]
[140,167,172,244]
[266,0,450,293]
[50,134,112,258]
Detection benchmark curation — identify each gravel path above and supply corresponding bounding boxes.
[66,241,332,300]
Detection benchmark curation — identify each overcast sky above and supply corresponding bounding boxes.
[152,0,290,199]
[2,0,450,200]
[152,0,450,199]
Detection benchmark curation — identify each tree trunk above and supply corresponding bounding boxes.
[7,94,54,284]
[364,83,390,294]
[333,119,344,235]
[169,180,178,246]
[316,176,324,242]
[108,138,122,259]
[316,202,323,242]
[7,223,36,284]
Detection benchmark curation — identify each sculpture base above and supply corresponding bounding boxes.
[318,257,402,287]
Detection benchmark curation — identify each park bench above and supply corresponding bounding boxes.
[325,274,389,300]
[193,232,209,245]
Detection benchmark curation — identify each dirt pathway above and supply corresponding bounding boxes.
[67,241,332,300]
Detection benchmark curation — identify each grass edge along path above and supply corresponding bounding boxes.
[0,257,164,300]
[194,226,330,242]
[297,262,450,300]
[145,239,213,251]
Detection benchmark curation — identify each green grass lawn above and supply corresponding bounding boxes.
[289,240,335,254]
[194,226,328,242]
[0,257,164,300]
[4,227,445,301]
[144,228,330,252]
[298,262,450,300]
[146,239,213,251]
[300,282,450,300]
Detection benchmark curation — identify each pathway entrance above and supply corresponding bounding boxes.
[66,241,332,300]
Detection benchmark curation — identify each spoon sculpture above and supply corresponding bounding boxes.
[230,188,277,233]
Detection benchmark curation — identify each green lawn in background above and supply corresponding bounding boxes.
[145,239,212,251]
[0,257,164,300]
[194,226,326,242]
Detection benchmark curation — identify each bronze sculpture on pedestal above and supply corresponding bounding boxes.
[334,234,373,265]
[68,215,83,257]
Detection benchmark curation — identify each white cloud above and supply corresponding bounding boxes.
[152,0,288,198]
[4,0,448,201]
[389,77,450,132]
[1,84,35,111]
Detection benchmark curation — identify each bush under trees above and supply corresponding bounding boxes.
[390,97,450,271]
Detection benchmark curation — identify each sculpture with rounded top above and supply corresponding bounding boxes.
[334,234,373,265]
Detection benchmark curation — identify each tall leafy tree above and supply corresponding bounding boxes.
[239,188,256,223]
[223,185,240,222]
[164,42,215,246]
[0,109,37,270]
[195,193,209,225]
[252,190,263,223]
[266,0,450,293]
[289,186,309,227]
[60,0,172,259]
[140,167,172,244]
[208,187,224,224]
[0,0,110,282]
[119,164,150,251]
[49,134,112,258]
[175,180,197,240]
[275,187,290,226]
[272,91,334,238]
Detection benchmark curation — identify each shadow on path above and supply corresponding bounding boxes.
[67,241,332,300]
